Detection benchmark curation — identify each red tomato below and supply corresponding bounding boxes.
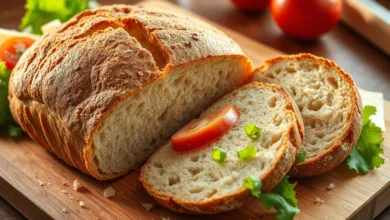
[172,105,240,152]
[230,0,271,12]
[0,37,35,69]
[270,0,342,40]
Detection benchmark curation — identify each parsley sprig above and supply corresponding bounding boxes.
[347,105,384,174]
[243,176,300,220]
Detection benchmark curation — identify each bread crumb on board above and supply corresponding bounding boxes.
[315,197,325,204]
[328,182,336,190]
[142,203,154,211]
[61,208,68,213]
[103,187,115,198]
[73,179,84,191]
[61,189,68,194]
[79,201,86,208]
[38,180,45,186]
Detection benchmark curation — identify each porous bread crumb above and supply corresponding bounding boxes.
[38,180,45,186]
[61,208,68,213]
[73,179,83,191]
[79,201,86,208]
[315,197,325,204]
[142,203,154,211]
[103,187,115,198]
[328,182,335,190]
[61,189,68,194]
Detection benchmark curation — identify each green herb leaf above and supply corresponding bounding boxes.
[242,176,299,220]
[294,151,306,163]
[347,105,385,174]
[212,147,227,164]
[237,146,256,160]
[8,125,24,138]
[245,123,261,140]
[20,0,98,34]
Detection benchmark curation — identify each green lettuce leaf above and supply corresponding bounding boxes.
[347,105,384,174]
[0,62,24,138]
[20,0,100,34]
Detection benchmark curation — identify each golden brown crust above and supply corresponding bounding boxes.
[139,82,303,214]
[252,53,363,177]
[9,5,251,180]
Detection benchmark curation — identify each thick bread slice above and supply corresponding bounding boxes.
[8,5,252,180]
[140,82,304,214]
[251,54,363,177]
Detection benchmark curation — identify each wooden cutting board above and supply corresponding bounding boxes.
[0,1,389,219]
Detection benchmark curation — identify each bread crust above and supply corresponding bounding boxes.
[8,5,252,180]
[252,53,363,177]
[140,82,304,214]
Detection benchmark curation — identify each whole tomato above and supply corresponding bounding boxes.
[230,0,271,12]
[270,0,342,40]
[0,37,35,69]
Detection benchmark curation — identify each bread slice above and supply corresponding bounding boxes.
[8,5,252,180]
[251,54,363,177]
[140,82,304,214]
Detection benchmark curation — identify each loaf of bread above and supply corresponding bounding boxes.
[252,54,362,177]
[8,5,252,180]
[140,82,304,214]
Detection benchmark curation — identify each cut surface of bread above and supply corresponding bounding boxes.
[251,54,363,177]
[140,82,303,214]
[8,5,252,180]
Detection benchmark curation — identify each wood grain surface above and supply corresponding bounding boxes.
[0,1,389,220]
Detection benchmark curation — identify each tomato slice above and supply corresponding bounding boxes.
[0,37,35,69]
[172,104,240,152]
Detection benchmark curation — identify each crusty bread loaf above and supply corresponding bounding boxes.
[140,82,304,214]
[8,5,252,180]
[251,54,363,177]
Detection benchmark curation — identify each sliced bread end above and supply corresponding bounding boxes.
[252,53,363,177]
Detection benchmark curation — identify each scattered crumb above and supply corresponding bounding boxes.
[315,197,324,204]
[161,217,170,220]
[62,208,68,213]
[328,182,335,190]
[142,203,154,211]
[47,182,52,186]
[61,189,68,194]
[62,182,69,187]
[79,201,86,208]
[103,187,115,198]
[73,179,83,191]
[38,180,45,186]
[69,196,74,200]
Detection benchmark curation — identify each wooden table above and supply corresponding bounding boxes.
[0,0,389,219]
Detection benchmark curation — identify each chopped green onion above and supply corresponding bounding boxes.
[237,146,256,160]
[212,147,227,164]
[243,176,262,197]
[294,151,306,163]
[245,123,261,140]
